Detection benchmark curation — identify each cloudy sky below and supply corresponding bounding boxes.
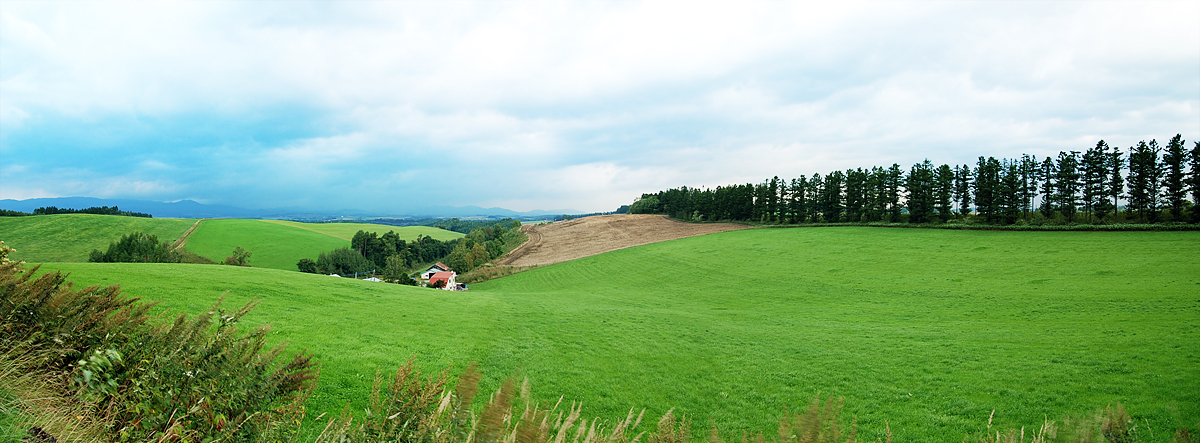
[2,1,1197,214]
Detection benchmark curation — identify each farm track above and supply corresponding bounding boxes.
[171,219,206,250]
[494,214,752,267]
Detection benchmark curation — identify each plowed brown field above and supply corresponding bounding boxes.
[494,214,752,267]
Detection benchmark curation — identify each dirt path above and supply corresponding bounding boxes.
[171,219,206,250]
[494,214,752,267]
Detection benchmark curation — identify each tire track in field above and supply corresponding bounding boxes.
[171,219,207,250]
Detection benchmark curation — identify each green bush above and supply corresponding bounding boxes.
[0,253,317,442]
[88,231,180,263]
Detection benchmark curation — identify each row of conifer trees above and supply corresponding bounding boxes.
[630,134,1200,225]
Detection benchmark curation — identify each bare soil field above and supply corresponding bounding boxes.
[495,214,752,267]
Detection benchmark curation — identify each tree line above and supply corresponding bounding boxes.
[299,219,526,281]
[1,205,153,218]
[630,135,1200,225]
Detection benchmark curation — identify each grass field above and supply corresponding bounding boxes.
[183,219,463,271]
[258,220,463,242]
[34,228,1200,442]
[0,214,196,263]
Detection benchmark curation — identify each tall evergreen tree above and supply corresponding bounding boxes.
[767,176,781,223]
[1038,157,1056,218]
[934,164,955,222]
[1018,154,1037,220]
[1161,134,1188,221]
[1127,140,1163,222]
[1107,146,1125,221]
[844,168,867,223]
[867,166,887,221]
[906,160,936,223]
[807,173,824,222]
[954,164,972,216]
[822,170,846,222]
[1054,151,1081,222]
[1191,142,1200,223]
[788,177,806,223]
[974,157,1001,223]
[999,160,1023,224]
[885,164,904,221]
[1081,141,1110,222]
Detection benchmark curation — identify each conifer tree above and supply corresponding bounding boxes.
[1018,154,1037,220]
[885,164,904,221]
[807,173,824,222]
[906,160,936,223]
[954,164,972,216]
[788,177,806,223]
[1162,134,1188,221]
[974,157,1001,223]
[1108,146,1125,221]
[1192,142,1200,223]
[822,170,846,222]
[999,160,1023,224]
[1127,140,1163,222]
[868,166,887,221]
[935,164,955,221]
[1054,151,1081,222]
[1038,157,1056,218]
[843,169,863,222]
[1082,141,1110,222]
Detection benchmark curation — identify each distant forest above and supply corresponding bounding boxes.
[631,135,1200,226]
[0,206,152,218]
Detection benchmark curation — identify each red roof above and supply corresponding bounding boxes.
[428,262,450,271]
[429,271,456,283]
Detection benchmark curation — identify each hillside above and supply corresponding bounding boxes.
[496,214,751,266]
[36,228,1200,441]
[0,214,196,263]
[183,219,464,271]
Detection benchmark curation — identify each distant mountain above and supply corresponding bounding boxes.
[0,197,580,219]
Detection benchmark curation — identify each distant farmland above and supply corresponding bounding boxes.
[37,227,1200,442]
[0,214,195,263]
[183,219,463,271]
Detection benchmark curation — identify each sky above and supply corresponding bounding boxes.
[1,1,1197,214]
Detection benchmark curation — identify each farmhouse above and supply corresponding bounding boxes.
[421,262,451,279]
[428,271,457,289]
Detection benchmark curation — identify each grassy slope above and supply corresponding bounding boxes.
[183,220,464,271]
[260,220,463,242]
[0,215,195,263]
[36,228,1200,442]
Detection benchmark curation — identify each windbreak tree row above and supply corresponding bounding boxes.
[630,135,1200,225]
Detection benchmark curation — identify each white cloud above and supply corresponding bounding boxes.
[1,0,1196,212]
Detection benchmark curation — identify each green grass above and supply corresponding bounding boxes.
[34,228,1200,442]
[181,219,464,271]
[261,220,463,242]
[0,214,196,263]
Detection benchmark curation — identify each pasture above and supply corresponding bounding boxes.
[34,227,1200,441]
[0,214,195,263]
[183,219,461,271]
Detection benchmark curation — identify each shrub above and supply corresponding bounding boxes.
[297,258,319,273]
[224,246,252,266]
[88,232,180,263]
[0,253,317,442]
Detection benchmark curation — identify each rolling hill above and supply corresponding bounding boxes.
[33,227,1200,442]
[0,214,196,263]
[182,219,463,271]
